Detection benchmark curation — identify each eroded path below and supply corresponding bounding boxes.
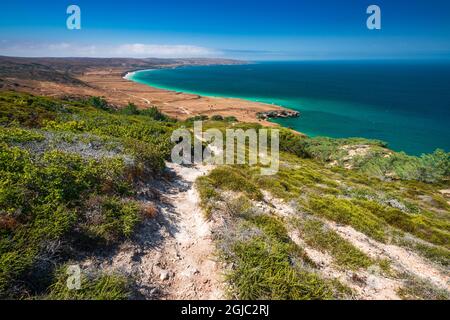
[83,162,223,299]
[157,162,223,299]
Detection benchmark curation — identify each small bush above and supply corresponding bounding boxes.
[224,116,238,122]
[306,195,387,242]
[0,127,45,143]
[139,106,171,121]
[211,115,224,121]
[83,196,141,243]
[186,115,209,122]
[203,166,263,201]
[87,97,110,111]
[140,203,158,219]
[119,103,139,115]
[398,276,450,300]
[227,235,350,300]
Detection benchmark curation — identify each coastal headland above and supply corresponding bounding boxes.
[0,56,294,125]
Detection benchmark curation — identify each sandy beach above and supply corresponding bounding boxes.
[82,67,286,125]
[0,60,288,126]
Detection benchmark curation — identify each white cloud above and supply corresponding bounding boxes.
[114,44,218,58]
[0,42,221,58]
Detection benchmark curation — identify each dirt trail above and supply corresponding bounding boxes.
[87,162,223,299]
[158,162,224,299]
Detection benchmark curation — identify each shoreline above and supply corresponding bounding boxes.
[111,67,295,125]
[123,67,300,124]
[0,56,296,127]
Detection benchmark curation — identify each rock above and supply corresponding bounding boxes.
[439,189,450,198]
[256,110,300,120]
[160,270,170,281]
[351,273,367,285]
[148,287,160,296]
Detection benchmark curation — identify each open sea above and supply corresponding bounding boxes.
[129,61,450,155]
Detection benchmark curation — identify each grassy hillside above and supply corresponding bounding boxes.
[0,91,448,299]
[197,132,450,299]
[0,91,176,298]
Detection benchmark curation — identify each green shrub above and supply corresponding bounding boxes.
[139,106,171,121]
[0,91,178,298]
[357,149,450,183]
[398,276,450,300]
[43,120,87,132]
[306,195,387,241]
[186,115,209,122]
[0,127,45,143]
[397,238,450,267]
[211,115,224,121]
[0,144,134,297]
[278,128,308,158]
[82,196,141,243]
[224,116,238,122]
[202,166,263,201]
[86,96,110,111]
[355,199,450,247]
[119,103,140,115]
[226,235,350,300]
[0,92,57,127]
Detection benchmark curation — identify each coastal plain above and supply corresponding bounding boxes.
[0,56,286,125]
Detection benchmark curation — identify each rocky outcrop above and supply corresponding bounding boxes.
[256,109,300,120]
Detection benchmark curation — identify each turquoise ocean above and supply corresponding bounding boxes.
[128,61,450,155]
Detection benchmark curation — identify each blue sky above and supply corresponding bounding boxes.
[1,0,449,59]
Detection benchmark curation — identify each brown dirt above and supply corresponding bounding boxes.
[2,65,287,126]
[81,162,224,300]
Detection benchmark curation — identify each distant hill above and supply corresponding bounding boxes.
[0,56,243,87]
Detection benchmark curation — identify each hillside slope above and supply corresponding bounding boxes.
[0,91,448,299]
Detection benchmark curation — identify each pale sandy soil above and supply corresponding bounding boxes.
[78,171,447,300]
[81,162,224,300]
[288,230,402,300]
[155,162,224,299]
[3,67,287,126]
[259,191,450,299]
[80,69,285,124]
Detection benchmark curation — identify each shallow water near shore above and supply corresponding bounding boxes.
[129,61,450,155]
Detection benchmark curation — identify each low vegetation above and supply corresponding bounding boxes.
[211,196,352,299]
[397,275,450,300]
[43,265,131,300]
[279,129,450,183]
[291,217,373,270]
[197,123,449,300]
[0,91,175,298]
[1,91,449,300]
